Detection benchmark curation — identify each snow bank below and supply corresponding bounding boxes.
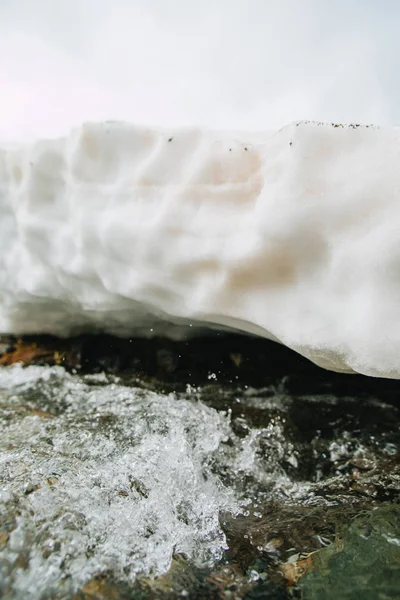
[1,121,400,377]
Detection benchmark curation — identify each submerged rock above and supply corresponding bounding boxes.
[300,505,400,599]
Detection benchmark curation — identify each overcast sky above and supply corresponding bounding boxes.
[0,0,399,141]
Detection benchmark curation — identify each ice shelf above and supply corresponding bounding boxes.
[1,120,400,377]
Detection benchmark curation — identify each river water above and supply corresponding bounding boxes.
[0,336,399,599]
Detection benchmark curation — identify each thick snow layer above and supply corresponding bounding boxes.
[1,121,400,377]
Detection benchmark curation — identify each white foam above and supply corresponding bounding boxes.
[0,365,299,597]
[1,121,400,377]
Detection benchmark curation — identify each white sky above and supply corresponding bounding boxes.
[0,0,399,141]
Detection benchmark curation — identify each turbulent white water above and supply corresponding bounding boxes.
[0,365,301,599]
[1,363,399,598]
[1,121,400,377]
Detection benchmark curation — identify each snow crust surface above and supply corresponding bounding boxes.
[1,121,400,377]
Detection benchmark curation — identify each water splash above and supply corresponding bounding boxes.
[0,364,399,598]
[0,366,236,598]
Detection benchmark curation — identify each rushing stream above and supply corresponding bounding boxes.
[0,336,399,599]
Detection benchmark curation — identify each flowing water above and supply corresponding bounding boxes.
[0,336,399,599]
